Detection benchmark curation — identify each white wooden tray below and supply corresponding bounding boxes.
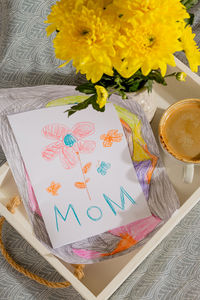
[0,58,200,300]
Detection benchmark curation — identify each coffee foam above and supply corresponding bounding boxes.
[159,99,200,163]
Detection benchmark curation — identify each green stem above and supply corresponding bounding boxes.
[164,72,177,78]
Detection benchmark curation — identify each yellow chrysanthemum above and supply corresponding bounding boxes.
[95,85,108,108]
[45,0,200,83]
[113,19,182,77]
[46,0,118,82]
[45,0,87,36]
[109,0,189,77]
[176,72,187,82]
[112,0,189,25]
[181,26,200,73]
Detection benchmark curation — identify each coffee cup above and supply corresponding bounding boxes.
[159,99,200,183]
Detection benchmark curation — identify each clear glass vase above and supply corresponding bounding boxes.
[127,88,157,122]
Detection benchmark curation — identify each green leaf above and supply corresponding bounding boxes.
[129,69,143,78]
[91,101,105,112]
[184,13,194,26]
[181,0,198,9]
[128,80,142,92]
[148,70,167,85]
[76,82,96,94]
[65,95,96,117]
[91,96,105,112]
[74,68,169,101]
[144,80,153,93]
[118,89,128,99]
[68,110,77,117]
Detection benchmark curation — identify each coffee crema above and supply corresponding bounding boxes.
[160,100,200,163]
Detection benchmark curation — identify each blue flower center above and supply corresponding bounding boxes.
[63,134,77,147]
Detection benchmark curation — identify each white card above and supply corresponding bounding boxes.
[8,104,151,248]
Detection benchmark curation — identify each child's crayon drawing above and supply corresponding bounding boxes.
[82,162,92,174]
[9,103,153,249]
[100,129,123,147]
[46,181,61,196]
[75,162,91,193]
[42,123,96,201]
[97,161,111,176]
[75,178,90,189]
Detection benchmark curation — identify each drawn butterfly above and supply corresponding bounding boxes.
[97,161,111,176]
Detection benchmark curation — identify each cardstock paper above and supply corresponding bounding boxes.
[8,104,152,248]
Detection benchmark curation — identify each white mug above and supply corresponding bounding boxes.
[159,99,200,183]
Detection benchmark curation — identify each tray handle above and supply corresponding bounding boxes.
[0,196,85,288]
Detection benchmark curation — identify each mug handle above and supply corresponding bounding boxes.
[183,164,194,183]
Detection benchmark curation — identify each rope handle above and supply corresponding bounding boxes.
[0,196,85,288]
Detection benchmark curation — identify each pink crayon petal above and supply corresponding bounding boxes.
[41,122,96,173]
[72,122,95,139]
[42,124,69,140]
[72,248,101,259]
[60,146,77,169]
[77,140,96,154]
[42,141,62,160]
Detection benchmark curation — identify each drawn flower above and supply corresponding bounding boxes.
[46,181,61,196]
[42,122,96,169]
[100,129,123,147]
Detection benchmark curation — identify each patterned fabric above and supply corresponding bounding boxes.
[0,146,6,166]
[0,0,85,88]
[0,86,179,264]
[110,201,200,300]
[0,0,200,299]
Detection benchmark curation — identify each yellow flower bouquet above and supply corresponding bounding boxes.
[45,0,200,116]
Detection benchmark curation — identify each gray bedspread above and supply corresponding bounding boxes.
[0,0,200,299]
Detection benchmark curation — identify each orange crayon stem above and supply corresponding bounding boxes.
[76,152,91,201]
